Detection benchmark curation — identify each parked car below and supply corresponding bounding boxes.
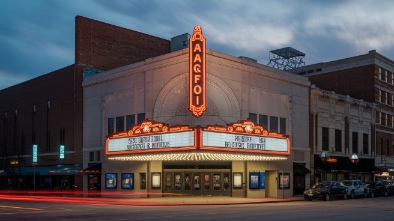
[342,180,366,199]
[382,180,394,195]
[304,181,348,201]
[364,181,389,198]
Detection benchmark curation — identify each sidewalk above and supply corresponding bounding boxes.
[105,196,305,206]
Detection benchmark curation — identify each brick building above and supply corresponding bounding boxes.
[290,50,394,180]
[0,16,170,190]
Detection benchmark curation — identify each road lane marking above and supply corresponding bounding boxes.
[0,205,43,211]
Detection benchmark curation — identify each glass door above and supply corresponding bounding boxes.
[164,172,173,192]
[203,172,211,196]
[192,172,201,196]
[174,172,182,192]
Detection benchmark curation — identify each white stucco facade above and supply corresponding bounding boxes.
[82,48,310,198]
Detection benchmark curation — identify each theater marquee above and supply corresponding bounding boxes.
[200,120,290,155]
[189,25,206,117]
[106,120,196,155]
[106,120,290,156]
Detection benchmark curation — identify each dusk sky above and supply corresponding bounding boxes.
[1,0,394,90]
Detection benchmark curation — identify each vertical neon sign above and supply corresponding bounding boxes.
[189,25,206,117]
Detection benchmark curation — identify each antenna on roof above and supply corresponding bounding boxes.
[267,47,305,70]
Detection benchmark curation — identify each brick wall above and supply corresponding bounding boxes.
[308,64,376,102]
[0,65,79,166]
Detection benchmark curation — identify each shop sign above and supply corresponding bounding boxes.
[189,25,206,117]
[326,157,337,163]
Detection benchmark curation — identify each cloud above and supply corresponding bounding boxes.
[0,70,30,90]
[303,0,394,53]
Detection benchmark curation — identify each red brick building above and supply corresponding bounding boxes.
[290,50,394,180]
[0,16,170,190]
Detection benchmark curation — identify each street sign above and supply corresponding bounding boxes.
[32,144,38,163]
[59,145,65,159]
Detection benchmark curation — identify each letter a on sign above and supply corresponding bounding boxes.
[189,26,206,117]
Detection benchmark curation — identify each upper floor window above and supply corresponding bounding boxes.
[116,116,125,132]
[270,116,278,133]
[322,127,329,151]
[335,129,342,152]
[363,133,368,155]
[249,113,257,124]
[108,118,114,135]
[352,132,358,154]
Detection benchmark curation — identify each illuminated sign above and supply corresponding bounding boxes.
[200,120,290,155]
[326,157,337,163]
[189,25,206,117]
[106,120,197,155]
[106,119,290,156]
[10,160,19,165]
[32,144,38,163]
[59,145,65,159]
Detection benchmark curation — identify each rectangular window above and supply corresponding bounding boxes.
[116,116,125,132]
[322,127,329,151]
[385,70,388,82]
[89,151,94,162]
[108,118,114,135]
[363,134,369,154]
[392,73,394,85]
[335,129,342,152]
[379,112,382,124]
[386,92,389,104]
[388,93,392,106]
[270,116,278,133]
[96,151,101,162]
[280,118,286,135]
[249,113,257,124]
[382,113,387,126]
[137,113,145,124]
[259,115,268,129]
[379,68,383,80]
[126,114,135,131]
[352,132,358,154]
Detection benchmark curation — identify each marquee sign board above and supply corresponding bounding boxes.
[189,25,207,117]
[106,120,290,156]
[200,120,290,155]
[106,120,197,155]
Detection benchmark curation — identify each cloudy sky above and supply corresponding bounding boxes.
[1,0,394,90]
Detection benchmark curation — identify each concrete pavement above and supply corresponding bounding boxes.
[103,196,305,206]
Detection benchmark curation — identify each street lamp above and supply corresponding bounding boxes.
[350,154,359,164]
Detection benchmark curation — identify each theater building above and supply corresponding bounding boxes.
[83,26,311,198]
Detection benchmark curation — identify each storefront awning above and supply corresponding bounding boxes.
[314,155,356,173]
[353,158,381,173]
[83,163,101,173]
[293,163,311,174]
[0,165,82,176]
